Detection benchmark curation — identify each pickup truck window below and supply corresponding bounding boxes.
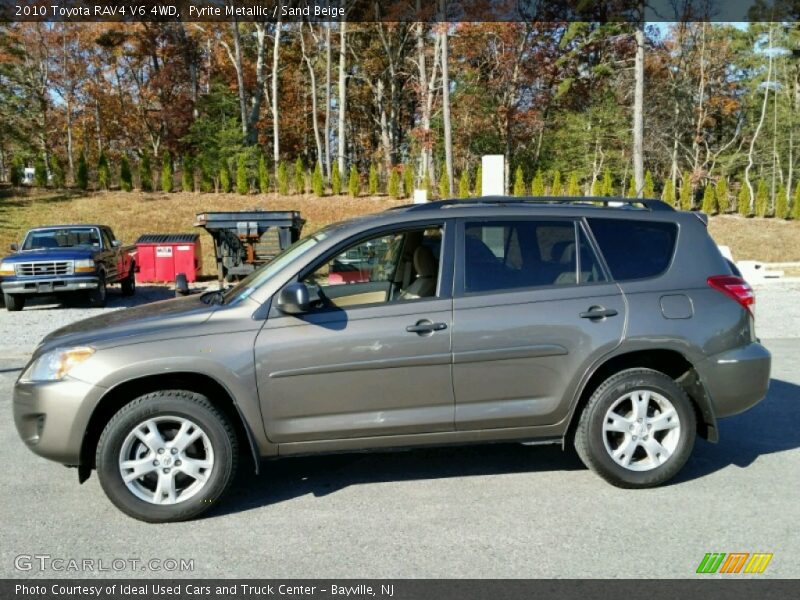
[22,227,102,251]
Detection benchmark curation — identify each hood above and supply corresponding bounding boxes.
[37,294,216,354]
[3,248,97,262]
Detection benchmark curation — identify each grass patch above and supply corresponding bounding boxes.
[0,189,404,276]
[1,189,798,277]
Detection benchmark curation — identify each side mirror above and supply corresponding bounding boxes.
[276,282,311,315]
[112,240,122,248]
[10,243,18,252]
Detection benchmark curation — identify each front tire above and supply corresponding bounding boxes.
[96,390,238,523]
[575,368,696,488]
[4,293,25,312]
[89,273,107,307]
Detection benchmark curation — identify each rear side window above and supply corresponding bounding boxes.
[588,219,678,281]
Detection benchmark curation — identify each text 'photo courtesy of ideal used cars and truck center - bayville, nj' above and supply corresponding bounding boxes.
[1,0,799,597]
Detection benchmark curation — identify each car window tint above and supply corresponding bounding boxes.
[587,218,678,281]
[464,221,580,292]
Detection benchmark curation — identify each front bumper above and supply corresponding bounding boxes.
[2,276,99,295]
[698,342,771,418]
[13,377,106,465]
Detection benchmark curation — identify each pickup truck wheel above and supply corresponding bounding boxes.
[89,273,107,307]
[121,268,136,297]
[96,390,238,523]
[4,293,25,312]
[574,368,696,488]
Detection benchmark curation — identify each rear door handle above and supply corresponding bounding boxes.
[406,320,448,334]
[580,307,618,320]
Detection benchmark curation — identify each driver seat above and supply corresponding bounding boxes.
[399,246,438,300]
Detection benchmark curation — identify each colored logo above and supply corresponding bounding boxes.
[696,552,773,574]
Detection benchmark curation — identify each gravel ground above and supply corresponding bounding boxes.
[753,280,800,339]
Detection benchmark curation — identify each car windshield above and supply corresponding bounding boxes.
[22,228,101,250]
[222,227,332,305]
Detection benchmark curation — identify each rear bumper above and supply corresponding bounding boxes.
[2,276,99,295]
[698,342,771,418]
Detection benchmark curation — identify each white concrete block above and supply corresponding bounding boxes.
[481,155,504,196]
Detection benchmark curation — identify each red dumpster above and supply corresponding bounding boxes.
[135,234,202,283]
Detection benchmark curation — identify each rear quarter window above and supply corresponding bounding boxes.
[587,218,678,281]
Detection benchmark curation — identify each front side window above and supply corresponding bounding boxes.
[463,220,605,293]
[303,227,442,308]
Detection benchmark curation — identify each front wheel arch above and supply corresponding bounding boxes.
[79,372,260,483]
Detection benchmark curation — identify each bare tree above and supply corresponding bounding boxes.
[439,4,454,196]
[633,10,645,197]
[337,22,347,179]
[745,25,774,207]
[300,21,324,166]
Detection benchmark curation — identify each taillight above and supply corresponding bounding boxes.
[707,275,755,316]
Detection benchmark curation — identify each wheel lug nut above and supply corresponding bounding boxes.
[633,435,637,440]
[158,448,165,454]
[175,460,182,466]
[153,460,160,467]
[171,448,177,454]
[163,468,170,474]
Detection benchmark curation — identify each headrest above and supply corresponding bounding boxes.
[413,246,437,277]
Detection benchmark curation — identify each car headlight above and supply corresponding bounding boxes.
[74,259,96,273]
[0,261,14,276]
[21,347,96,382]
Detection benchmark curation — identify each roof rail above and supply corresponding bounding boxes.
[404,196,675,212]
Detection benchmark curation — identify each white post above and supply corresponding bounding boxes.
[481,155,504,196]
[413,189,428,204]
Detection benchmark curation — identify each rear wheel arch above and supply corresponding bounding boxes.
[566,348,716,444]
[79,372,259,482]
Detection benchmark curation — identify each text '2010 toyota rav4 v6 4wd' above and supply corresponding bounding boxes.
[13,197,770,522]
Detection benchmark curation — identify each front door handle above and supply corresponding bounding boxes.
[406,320,448,334]
[580,306,619,320]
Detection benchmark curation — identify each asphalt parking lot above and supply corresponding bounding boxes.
[1,284,798,578]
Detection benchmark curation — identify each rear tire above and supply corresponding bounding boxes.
[4,293,25,312]
[575,368,696,488]
[96,390,238,523]
[121,267,136,297]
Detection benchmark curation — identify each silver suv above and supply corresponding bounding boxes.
[13,197,771,522]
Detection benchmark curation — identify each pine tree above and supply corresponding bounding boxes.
[182,157,194,192]
[737,183,750,216]
[119,156,132,192]
[458,170,470,198]
[219,160,231,193]
[473,164,482,196]
[775,184,788,219]
[9,156,23,186]
[643,170,655,197]
[76,151,89,191]
[792,184,800,220]
[348,165,360,197]
[715,177,729,213]
[423,170,432,197]
[96,152,109,190]
[626,175,637,198]
[438,163,449,198]
[680,171,692,210]
[34,154,48,187]
[331,166,341,195]
[591,177,603,196]
[513,166,526,196]
[601,168,613,196]
[160,151,173,192]
[258,155,270,193]
[550,170,562,196]
[294,157,305,194]
[755,180,768,217]
[49,155,65,188]
[701,184,716,214]
[530,169,545,196]
[312,162,324,196]
[278,161,289,195]
[662,179,676,207]
[368,163,379,195]
[567,171,581,196]
[200,157,213,193]
[236,154,249,195]
[388,169,401,198]
[403,165,414,198]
